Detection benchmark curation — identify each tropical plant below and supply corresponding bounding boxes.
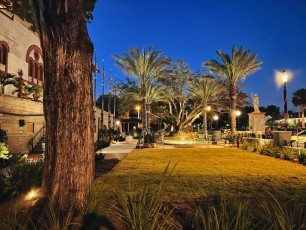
[29,85,43,101]
[12,82,32,99]
[292,88,306,129]
[0,142,10,160]
[188,75,224,139]
[0,71,18,94]
[203,45,262,133]
[114,46,170,132]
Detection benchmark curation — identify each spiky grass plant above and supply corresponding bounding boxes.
[112,162,182,230]
[192,197,253,230]
[259,193,306,230]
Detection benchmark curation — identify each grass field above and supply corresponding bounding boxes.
[94,148,306,202]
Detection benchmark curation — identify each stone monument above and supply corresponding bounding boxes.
[248,94,266,135]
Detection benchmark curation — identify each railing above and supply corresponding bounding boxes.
[28,125,45,152]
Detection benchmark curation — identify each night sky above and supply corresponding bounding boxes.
[87,0,306,113]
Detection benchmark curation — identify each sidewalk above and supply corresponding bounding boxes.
[96,136,137,160]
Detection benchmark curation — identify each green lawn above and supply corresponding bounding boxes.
[94,148,306,202]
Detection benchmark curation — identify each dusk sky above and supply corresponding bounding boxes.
[87,0,306,113]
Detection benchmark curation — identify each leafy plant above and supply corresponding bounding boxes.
[0,142,10,160]
[0,160,43,202]
[144,133,156,144]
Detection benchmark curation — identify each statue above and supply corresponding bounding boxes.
[253,94,260,112]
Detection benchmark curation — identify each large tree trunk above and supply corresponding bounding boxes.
[229,86,237,133]
[30,0,95,212]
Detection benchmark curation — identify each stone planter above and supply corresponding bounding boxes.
[143,143,151,148]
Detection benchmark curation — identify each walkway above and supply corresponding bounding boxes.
[96,136,137,160]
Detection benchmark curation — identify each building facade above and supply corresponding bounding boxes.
[0,10,112,153]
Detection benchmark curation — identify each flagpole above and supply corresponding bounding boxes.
[108,72,112,129]
[93,52,97,105]
[101,60,105,130]
[113,76,117,127]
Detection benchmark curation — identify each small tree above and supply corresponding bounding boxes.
[292,88,306,129]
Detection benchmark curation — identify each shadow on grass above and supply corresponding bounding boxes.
[81,213,118,230]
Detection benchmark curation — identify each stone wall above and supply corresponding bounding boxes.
[0,94,44,153]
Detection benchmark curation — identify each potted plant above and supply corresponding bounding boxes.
[197,129,205,139]
[143,133,156,148]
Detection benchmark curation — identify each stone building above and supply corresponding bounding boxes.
[0,9,112,153]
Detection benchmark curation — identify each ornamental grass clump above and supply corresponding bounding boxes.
[112,162,181,230]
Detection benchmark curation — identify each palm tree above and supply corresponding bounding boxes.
[188,76,224,139]
[292,88,306,129]
[114,46,170,131]
[120,82,166,130]
[0,71,18,94]
[203,45,262,133]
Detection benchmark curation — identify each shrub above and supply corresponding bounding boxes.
[298,151,306,164]
[118,135,126,142]
[0,160,43,202]
[0,142,10,160]
[95,140,109,151]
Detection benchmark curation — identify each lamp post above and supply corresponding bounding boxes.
[213,115,219,130]
[236,110,241,130]
[282,70,288,123]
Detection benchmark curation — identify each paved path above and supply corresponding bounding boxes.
[96,136,137,160]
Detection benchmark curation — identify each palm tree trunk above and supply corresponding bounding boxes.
[229,86,237,133]
[302,109,305,129]
[141,85,147,131]
[0,86,4,94]
[147,103,151,132]
[203,110,208,140]
[31,0,94,213]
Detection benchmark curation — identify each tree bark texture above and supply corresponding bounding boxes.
[30,0,95,212]
[229,86,237,133]
[203,110,208,140]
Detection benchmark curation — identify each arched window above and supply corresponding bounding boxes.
[0,41,9,72]
[26,45,43,85]
[34,62,38,80]
[28,59,33,76]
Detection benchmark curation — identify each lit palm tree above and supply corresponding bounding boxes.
[120,82,166,130]
[292,88,306,129]
[114,46,170,131]
[203,45,262,133]
[0,71,18,94]
[188,76,224,139]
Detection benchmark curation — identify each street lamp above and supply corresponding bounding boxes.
[213,115,219,130]
[282,70,288,123]
[135,105,141,119]
[236,110,241,130]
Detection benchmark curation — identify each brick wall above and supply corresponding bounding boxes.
[0,94,44,153]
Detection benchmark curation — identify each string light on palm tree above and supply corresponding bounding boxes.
[135,105,141,119]
[236,110,241,130]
